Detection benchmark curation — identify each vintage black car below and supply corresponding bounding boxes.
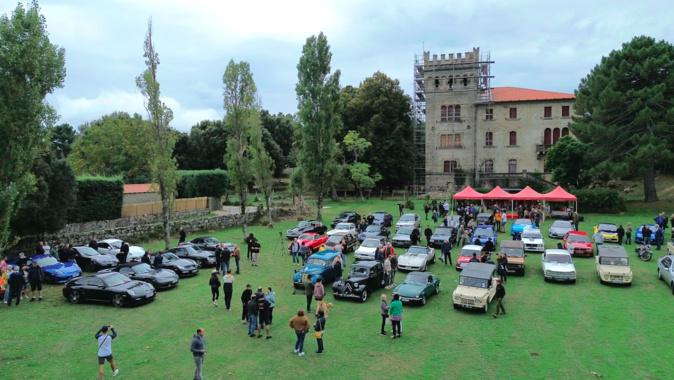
[62,272,156,307]
[72,246,119,272]
[331,211,361,228]
[103,263,179,290]
[286,220,327,239]
[190,236,220,251]
[332,260,385,302]
[369,211,393,227]
[430,226,456,248]
[152,252,199,277]
[324,232,358,253]
[357,224,389,242]
[169,244,216,267]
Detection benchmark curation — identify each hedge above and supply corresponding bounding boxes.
[176,170,228,198]
[68,176,124,223]
[575,188,626,213]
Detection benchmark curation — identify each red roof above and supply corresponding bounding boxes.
[123,184,155,194]
[482,186,513,200]
[511,186,544,201]
[542,186,577,202]
[491,87,575,103]
[453,186,484,200]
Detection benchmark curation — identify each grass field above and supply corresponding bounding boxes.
[2,199,674,380]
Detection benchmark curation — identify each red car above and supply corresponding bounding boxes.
[456,244,482,270]
[297,232,329,252]
[563,231,594,257]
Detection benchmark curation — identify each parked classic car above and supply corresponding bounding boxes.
[357,224,389,242]
[452,262,498,312]
[297,232,329,252]
[657,254,674,295]
[542,249,576,283]
[189,236,221,251]
[397,245,435,271]
[510,218,535,237]
[331,211,361,228]
[292,250,340,288]
[593,223,619,243]
[332,260,384,302]
[167,245,216,267]
[391,227,415,248]
[471,225,497,246]
[635,224,657,244]
[96,239,145,261]
[596,245,632,285]
[286,220,326,239]
[62,272,156,307]
[476,212,492,225]
[445,215,461,228]
[548,220,573,239]
[369,211,393,227]
[30,254,81,283]
[72,246,119,272]
[354,237,386,261]
[324,232,358,253]
[152,252,199,277]
[563,231,594,257]
[500,240,525,275]
[395,213,420,230]
[456,245,483,271]
[429,226,455,248]
[522,228,545,253]
[103,262,179,290]
[326,222,357,237]
[393,271,440,305]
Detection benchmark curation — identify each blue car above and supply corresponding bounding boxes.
[635,224,656,244]
[510,218,535,237]
[292,250,341,289]
[31,254,82,284]
[471,225,498,246]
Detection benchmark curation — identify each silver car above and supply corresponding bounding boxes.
[548,220,574,239]
[657,255,674,295]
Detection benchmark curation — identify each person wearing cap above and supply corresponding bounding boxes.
[493,278,506,318]
[95,325,119,379]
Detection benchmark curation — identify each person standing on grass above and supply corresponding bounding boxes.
[241,284,252,323]
[28,261,44,302]
[209,270,220,306]
[256,289,271,339]
[3,266,13,305]
[300,242,309,265]
[424,203,431,220]
[290,238,300,265]
[625,223,633,245]
[223,270,234,311]
[304,275,314,313]
[389,294,403,339]
[424,226,433,246]
[7,266,24,307]
[314,310,326,354]
[497,254,508,284]
[250,240,261,266]
[441,239,452,266]
[642,225,651,245]
[655,226,664,251]
[289,308,310,356]
[572,211,580,231]
[265,287,276,325]
[179,228,187,244]
[383,257,391,288]
[390,254,398,286]
[95,325,119,379]
[214,244,223,274]
[221,244,231,274]
[232,245,241,274]
[246,294,258,337]
[493,279,506,318]
[617,225,625,245]
[313,278,325,303]
[380,294,389,336]
[190,328,206,380]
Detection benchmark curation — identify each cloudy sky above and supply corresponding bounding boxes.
[2,0,672,131]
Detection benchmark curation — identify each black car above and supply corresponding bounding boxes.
[331,211,361,228]
[104,263,179,290]
[324,232,358,253]
[370,211,393,227]
[430,226,456,248]
[72,246,119,272]
[357,224,389,242]
[286,220,326,239]
[190,236,220,251]
[152,252,199,277]
[62,272,156,307]
[332,260,385,302]
[169,245,216,267]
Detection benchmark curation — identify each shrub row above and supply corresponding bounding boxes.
[176,169,228,198]
[68,176,124,223]
[575,188,626,213]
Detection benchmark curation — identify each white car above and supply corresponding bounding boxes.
[97,239,145,261]
[354,237,385,261]
[326,222,357,237]
[542,249,576,283]
[395,213,420,230]
[397,245,435,272]
[522,228,545,253]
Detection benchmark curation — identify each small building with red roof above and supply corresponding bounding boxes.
[123,183,160,204]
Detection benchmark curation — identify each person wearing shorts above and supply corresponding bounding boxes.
[95,326,119,379]
[28,262,43,301]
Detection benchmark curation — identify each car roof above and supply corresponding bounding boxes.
[597,244,628,257]
[308,250,339,260]
[500,240,523,248]
[462,244,483,250]
[351,260,379,268]
[100,238,122,243]
[545,249,570,256]
[522,227,541,234]
[460,263,496,279]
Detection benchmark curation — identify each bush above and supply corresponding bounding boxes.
[404,199,415,210]
[575,188,626,213]
[69,176,123,222]
[176,170,228,198]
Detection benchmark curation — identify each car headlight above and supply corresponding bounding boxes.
[127,290,136,297]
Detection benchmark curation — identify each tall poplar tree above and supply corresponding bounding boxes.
[295,32,341,220]
[250,125,275,226]
[136,19,178,249]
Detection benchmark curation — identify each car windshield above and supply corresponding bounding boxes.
[365,225,380,233]
[474,228,492,238]
[36,257,58,266]
[552,221,572,229]
[599,224,617,232]
[183,246,200,255]
[407,246,427,255]
[460,248,479,257]
[406,273,431,284]
[567,234,590,243]
[349,266,369,276]
[397,227,413,235]
[132,263,152,273]
[102,273,130,287]
[545,254,572,264]
[501,247,523,257]
[522,231,542,240]
[162,253,179,262]
[77,247,99,257]
[515,219,531,225]
[206,238,219,244]
[599,256,628,266]
[306,258,327,266]
[460,276,488,288]
[336,223,352,230]
[299,234,315,240]
[298,221,310,228]
[337,212,350,218]
[434,228,451,235]
[399,215,415,222]
[327,235,342,244]
[361,239,380,248]
[105,241,122,249]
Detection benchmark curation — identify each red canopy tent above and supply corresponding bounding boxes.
[452,186,484,200]
[511,186,544,201]
[542,186,577,201]
[482,186,512,200]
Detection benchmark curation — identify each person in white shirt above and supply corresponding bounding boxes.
[95,325,119,379]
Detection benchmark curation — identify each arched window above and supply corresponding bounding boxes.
[447,105,454,120]
[434,78,440,88]
[485,131,493,146]
[440,105,447,122]
[484,160,494,174]
[544,128,552,146]
[552,128,561,144]
[561,127,570,137]
[508,159,517,174]
[454,105,461,120]
[448,78,453,88]
[509,131,517,146]
[463,77,468,86]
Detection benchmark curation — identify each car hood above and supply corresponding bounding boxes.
[522,238,543,244]
[110,280,154,293]
[297,265,326,276]
[601,231,618,237]
[543,262,575,272]
[453,285,489,298]
[458,255,473,263]
[360,231,382,238]
[394,282,425,296]
[398,255,426,266]
[506,256,524,265]
[393,234,411,241]
[550,227,571,234]
[355,247,376,255]
[431,233,451,241]
[396,222,415,227]
[343,275,368,285]
[287,228,302,235]
[570,242,593,250]
[92,255,118,264]
[151,268,179,278]
[43,262,81,275]
[166,259,196,268]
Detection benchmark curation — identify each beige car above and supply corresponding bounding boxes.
[596,245,633,285]
[500,240,525,276]
[452,263,498,313]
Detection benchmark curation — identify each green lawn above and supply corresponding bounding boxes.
[2,199,673,380]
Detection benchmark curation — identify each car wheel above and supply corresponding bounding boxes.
[68,290,80,304]
[421,296,427,305]
[452,303,458,309]
[483,304,488,313]
[360,290,368,303]
[112,294,124,308]
[657,269,662,280]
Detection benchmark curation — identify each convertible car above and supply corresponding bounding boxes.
[297,232,329,252]
[393,271,440,305]
[62,272,156,307]
[332,260,384,302]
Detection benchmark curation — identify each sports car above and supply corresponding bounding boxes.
[391,227,414,248]
[326,222,357,237]
[397,245,435,271]
[104,263,179,290]
[168,245,216,267]
[354,237,385,261]
[593,223,619,243]
[357,224,389,242]
[395,213,420,230]
[190,236,221,251]
[297,232,329,252]
[72,246,119,272]
[635,224,656,244]
[471,225,497,246]
[30,254,81,284]
[429,226,455,248]
[548,220,573,239]
[331,211,361,228]
[324,232,358,253]
[563,231,593,257]
[152,252,199,277]
[393,271,440,305]
[63,272,156,307]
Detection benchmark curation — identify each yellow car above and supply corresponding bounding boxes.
[593,223,619,243]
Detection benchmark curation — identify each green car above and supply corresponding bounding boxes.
[392,271,440,305]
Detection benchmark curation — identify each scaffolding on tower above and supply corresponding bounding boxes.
[411,53,427,192]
